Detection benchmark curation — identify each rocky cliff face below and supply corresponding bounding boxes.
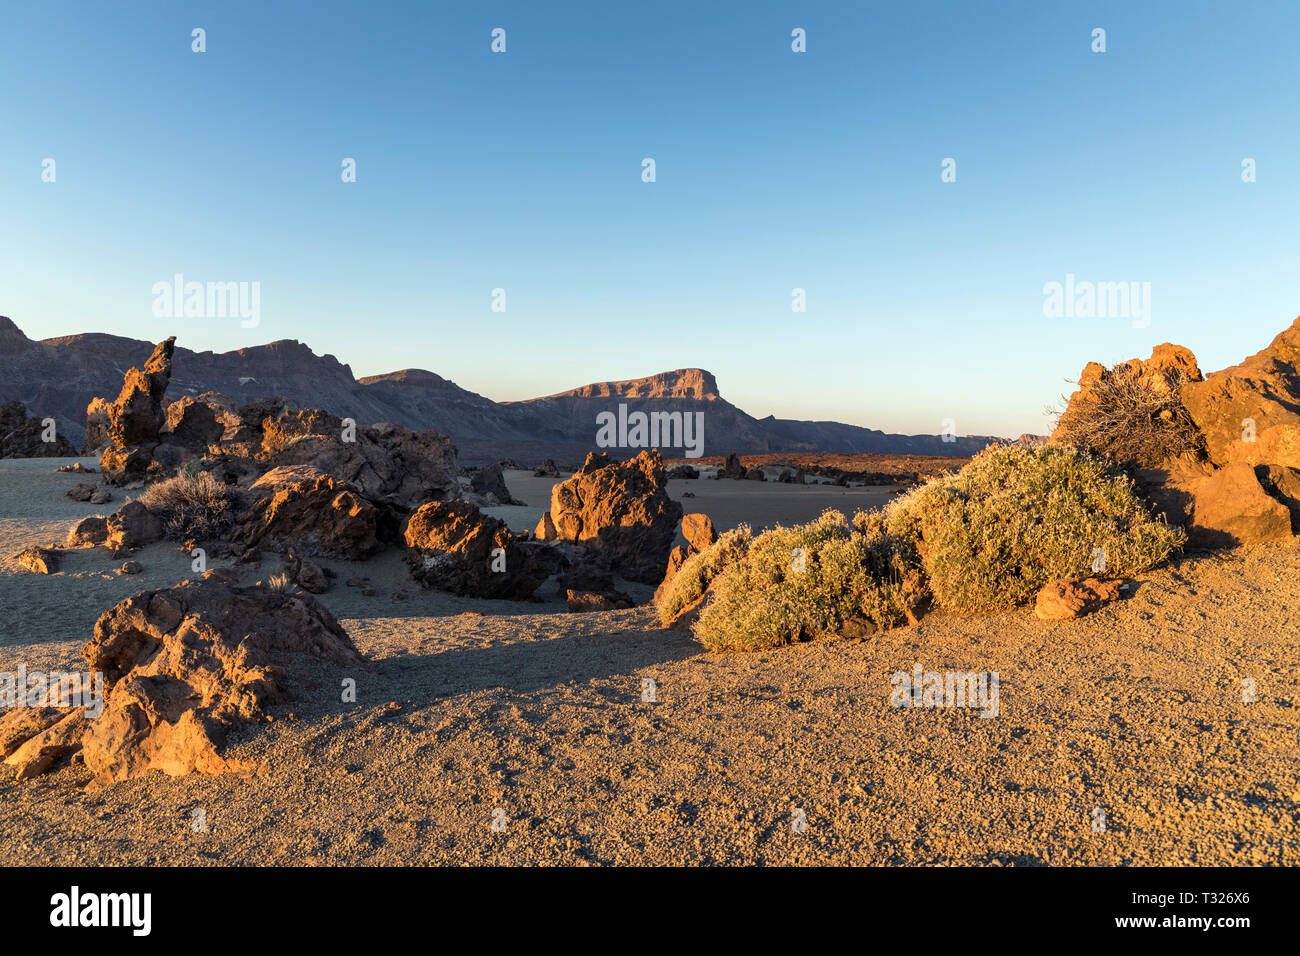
[0,315,1002,458]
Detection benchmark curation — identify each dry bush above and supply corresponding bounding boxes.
[137,471,236,541]
[1051,369,1204,468]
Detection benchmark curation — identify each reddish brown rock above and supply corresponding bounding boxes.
[544,451,683,584]
[221,400,456,510]
[13,546,59,574]
[655,512,719,602]
[66,483,95,502]
[717,453,745,479]
[1034,577,1125,621]
[0,707,64,759]
[470,462,523,505]
[1179,461,1294,547]
[404,499,548,600]
[161,392,240,450]
[1181,316,1300,470]
[66,515,109,548]
[534,511,558,541]
[65,575,366,783]
[281,552,330,594]
[680,513,717,553]
[97,337,176,483]
[4,710,87,780]
[105,500,164,551]
[83,397,111,452]
[236,465,380,560]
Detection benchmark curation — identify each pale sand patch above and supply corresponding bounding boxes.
[0,458,1297,865]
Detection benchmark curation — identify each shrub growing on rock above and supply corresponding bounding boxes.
[692,511,923,652]
[1051,360,1204,468]
[884,444,1184,612]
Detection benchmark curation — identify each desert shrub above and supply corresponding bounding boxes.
[1051,368,1204,468]
[137,471,236,541]
[693,510,923,652]
[884,444,1184,612]
[656,525,752,625]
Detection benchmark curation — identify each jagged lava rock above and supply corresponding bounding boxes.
[0,401,77,458]
[97,337,175,483]
[237,464,381,560]
[13,546,60,574]
[104,500,164,551]
[76,575,365,783]
[1181,315,1300,469]
[545,450,683,584]
[404,499,549,600]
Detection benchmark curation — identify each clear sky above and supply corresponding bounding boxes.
[2,1,1297,437]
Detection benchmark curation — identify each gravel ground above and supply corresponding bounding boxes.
[0,458,1297,865]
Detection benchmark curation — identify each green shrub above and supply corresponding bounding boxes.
[656,525,752,626]
[137,471,236,541]
[884,444,1184,612]
[693,510,923,652]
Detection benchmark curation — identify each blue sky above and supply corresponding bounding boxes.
[2,1,1297,437]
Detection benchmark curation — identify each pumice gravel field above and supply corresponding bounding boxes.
[2,458,1296,866]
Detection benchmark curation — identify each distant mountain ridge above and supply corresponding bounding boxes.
[0,316,1012,461]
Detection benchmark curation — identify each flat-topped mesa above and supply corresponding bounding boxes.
[531,368,721,402]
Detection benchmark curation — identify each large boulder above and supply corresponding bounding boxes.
[1170,462,1293,548]
[161,392,240,451]
[97,337,176,483]
[236,465,381,560]
[470,462,523,506]
[544,451,683,584]
[0,401,77,458]
[104,500,164,551]
[1181,316,1300,469]
[66,515,109,548]
[404,499,550,600]
[76,576,364,783]
[1054,321,1300,548]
